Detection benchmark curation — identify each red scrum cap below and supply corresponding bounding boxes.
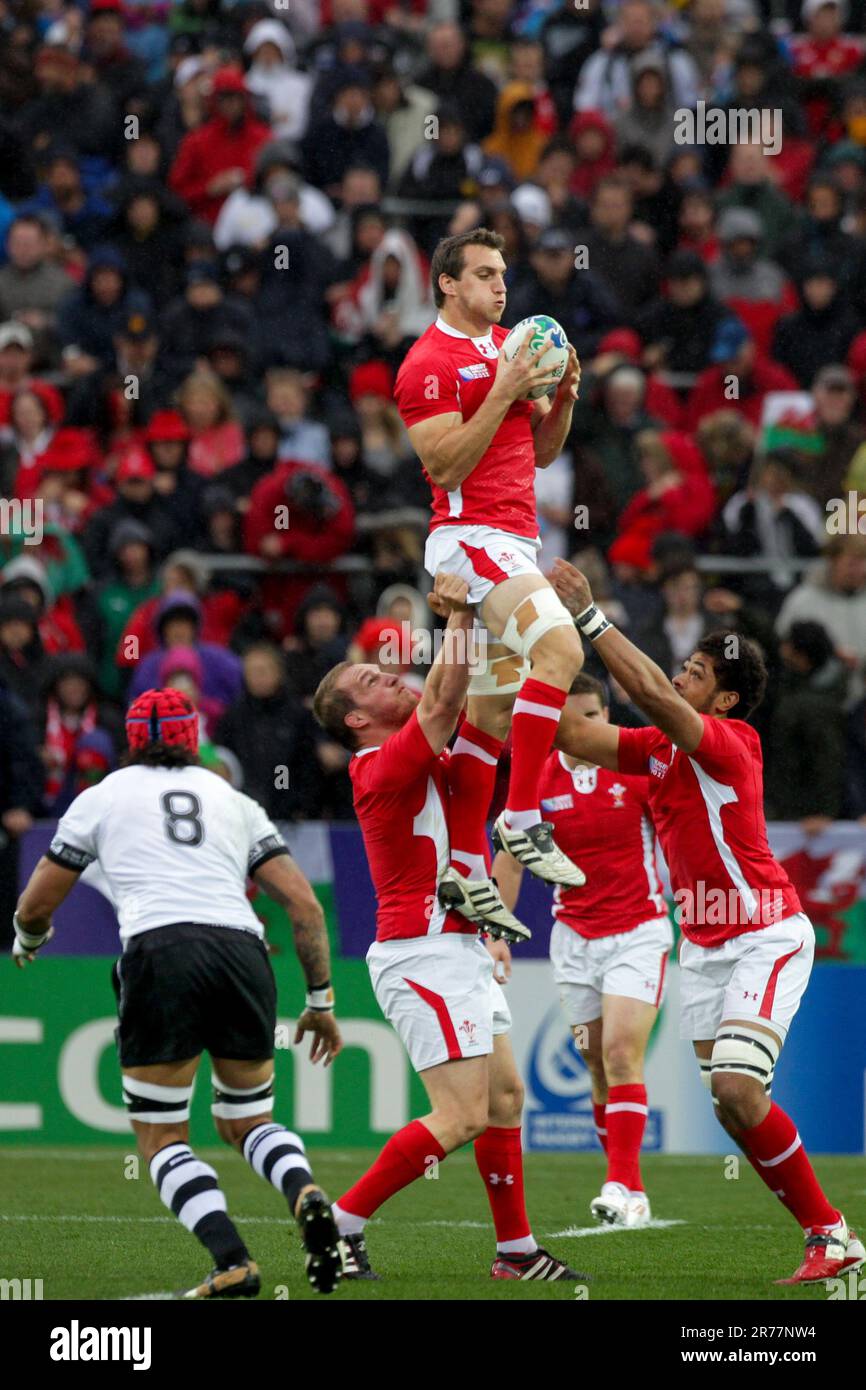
[125,688,199,754]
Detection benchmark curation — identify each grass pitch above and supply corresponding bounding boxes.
[2,1148,863,1302]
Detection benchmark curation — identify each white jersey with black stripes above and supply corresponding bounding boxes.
[48,764,287,944]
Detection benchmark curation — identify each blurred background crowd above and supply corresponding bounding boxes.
[2,0,866,865]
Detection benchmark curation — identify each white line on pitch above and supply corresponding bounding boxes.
[546,1219,686,1238]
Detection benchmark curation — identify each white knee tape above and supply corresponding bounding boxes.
[123,1075,194,1125]
[711,1025,781,1089]
[501,587,574,661]
[467,646,530,696]
[211,1072,275,1119]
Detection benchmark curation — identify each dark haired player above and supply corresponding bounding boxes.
[494,673,671,1230]
[394,227,586,923]
[548,560,864,1286]
[13,688,344,1299]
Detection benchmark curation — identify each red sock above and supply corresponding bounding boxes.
[448,722,503,879]
[740,1103,839,1232]
[474,1125,532,1246]
[605,1084,647,1191]
[506,679,566,820]
[337,1120,446,1220]
[593,1101,608,1154]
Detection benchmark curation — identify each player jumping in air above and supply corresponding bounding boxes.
[313,573,585,1283]
[550,559,864,1286]
[394,228,586,928]
[494,673,671,1230]
[13,688,344,1299]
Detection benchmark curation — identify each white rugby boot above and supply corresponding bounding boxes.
[590,1181,630,1226]
[437,866,532,944]
[492,814,585,888]
[625,1191,652,1228]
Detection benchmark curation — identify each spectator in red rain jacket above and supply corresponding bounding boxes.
[685,318,799,432]
[567,111,617,200]
[168,67,272,225]
[243,459,355,565]
[791,0,863,139]
[610,430,716,570]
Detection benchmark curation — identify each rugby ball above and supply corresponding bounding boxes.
[501,315,569,399]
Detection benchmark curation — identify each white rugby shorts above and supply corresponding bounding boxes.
[550,915,674,1026]
[678,911,815,1043]
[366,932,512,1074]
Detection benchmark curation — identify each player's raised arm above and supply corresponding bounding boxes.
[408,329,562,493]
[551,559,706,753]
[415,572,477,753]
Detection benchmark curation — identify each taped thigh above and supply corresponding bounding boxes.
[467,639,529,696]
[123,1075,194,1125]
[501,586,574,661]
[211,1070,275,1119]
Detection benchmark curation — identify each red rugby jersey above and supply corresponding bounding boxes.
[539,752,666,938]
[617,716,801,947]
[394,316,538,538]
[349,708,474,942]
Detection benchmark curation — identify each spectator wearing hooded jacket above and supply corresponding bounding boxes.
[95,518,160,698]
[0,596,51,708]
[614,48,679,170]
[158,262,253,384]
[371,63,439,189]
[414,22,498,143]
[213,141,336,251]
[0,553,86,657]
[398,105,484,255]
[21,145,113,253]
[81,445,183,578]
[105,178,188,309]
[143,408,204,538]
[56,245,152,370]
[578,174,660,315]
[0,671,44,833]
[253,182,341,374]
[216,641,325,820]
[282,584,350,701]
[574,0,700,117]
[40,652,121,814]
[169,66,272,225]
[483,81,557,183]
[764,620,849,822]
[710,208,799,357]
[772,258,861,388]
[636,250,730,379]
[243,19,313,143]
[127,588,243,712]
[351,228,434,365]
[17,46,119,165]
[302,72,390,200]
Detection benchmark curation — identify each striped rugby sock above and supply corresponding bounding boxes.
[505,679,566,829]
[242,1122,315,1213]
[150,1142,249,1269]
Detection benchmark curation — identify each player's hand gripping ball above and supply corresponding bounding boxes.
[501,315,570,399]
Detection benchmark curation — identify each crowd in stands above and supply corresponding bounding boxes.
[2,0,866,847]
